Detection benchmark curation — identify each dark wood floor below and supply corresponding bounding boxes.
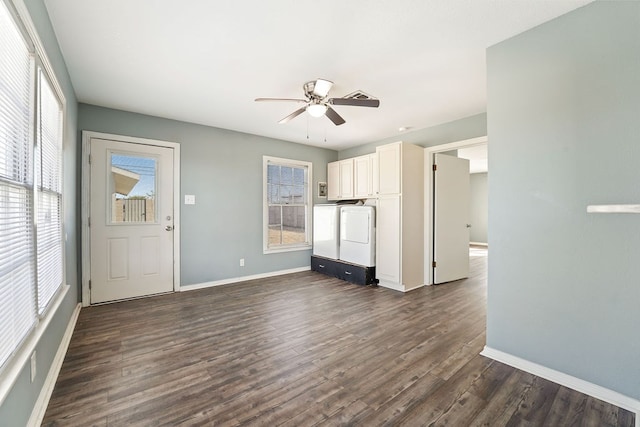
[43,250,635,426]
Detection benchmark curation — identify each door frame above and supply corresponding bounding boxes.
[424,135,487,286]
[81,131,181,307]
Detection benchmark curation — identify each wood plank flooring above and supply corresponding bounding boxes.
[43,250,635,426]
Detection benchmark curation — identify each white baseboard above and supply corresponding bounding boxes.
[28,303,82,427]
[481,346,640,425]
[404,283,425,292]
[180,266,311,292]
[377,281,424,293]
[377,280,404,292]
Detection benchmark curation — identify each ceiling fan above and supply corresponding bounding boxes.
[255,79,380,126]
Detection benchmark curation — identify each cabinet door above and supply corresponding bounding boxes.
[376,195,401,284]
[327,161,340,200]
[369,153,378,196]
[377,143,401,195]
[353,155,370,198]
[339,159,354,199]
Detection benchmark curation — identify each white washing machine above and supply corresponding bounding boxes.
[312,204,340,259]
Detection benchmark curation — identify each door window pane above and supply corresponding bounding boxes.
[110,153,157,223]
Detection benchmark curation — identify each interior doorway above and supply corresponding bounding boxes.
[424,136,488,285]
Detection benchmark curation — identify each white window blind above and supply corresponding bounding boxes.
[0,0,65,377]
[36,71,63,313]
[0,0,37,368]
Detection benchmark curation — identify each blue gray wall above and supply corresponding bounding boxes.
[78,104,337,286]
[470,172,487,244]
[487,1,640,400]
[338,113,486,159]
[0,0,79,425]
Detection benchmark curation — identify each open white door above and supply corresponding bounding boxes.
[433,153,470,284]
[89,138,175,303]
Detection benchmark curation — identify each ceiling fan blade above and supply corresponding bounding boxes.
[255,97,307,103]
[278,107,307,124]
[329,98,380,108]
[313,79,333,98]
[325,106,346,126]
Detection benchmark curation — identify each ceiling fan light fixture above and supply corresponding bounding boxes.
[307,103,328,118]
[312,79,333,98]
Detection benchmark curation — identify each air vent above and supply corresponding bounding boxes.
[343,90,376,100]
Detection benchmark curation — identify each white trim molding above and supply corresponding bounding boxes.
[180,266,310,292]
[481,346,640,426]
[27,303,81,427]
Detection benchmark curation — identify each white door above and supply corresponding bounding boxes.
[433,153,470,284]
[90,138,175,303]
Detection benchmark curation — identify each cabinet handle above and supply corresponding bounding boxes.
[345,271,352,275]
[318,264,325,268]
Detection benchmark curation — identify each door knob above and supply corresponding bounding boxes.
[165,225,174,231]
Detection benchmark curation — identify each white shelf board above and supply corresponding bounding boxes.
[587,204,640,214]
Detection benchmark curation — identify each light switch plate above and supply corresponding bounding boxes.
[185,195,196,205]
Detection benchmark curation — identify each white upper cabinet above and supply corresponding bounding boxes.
[376,142,401,195]
[354,153,377,199]
[339,159,354,199]
[327,161,340,200]
[327,154,377,200]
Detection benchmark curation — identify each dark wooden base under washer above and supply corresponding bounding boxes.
[311,255,378,286]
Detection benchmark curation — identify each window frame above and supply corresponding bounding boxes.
[263,156,312,254]
[0,0,67,404]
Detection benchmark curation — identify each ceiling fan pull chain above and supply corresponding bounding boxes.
[306,115,309,140]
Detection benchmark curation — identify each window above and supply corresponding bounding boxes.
[0,0,64,373]
[263,156,312,253]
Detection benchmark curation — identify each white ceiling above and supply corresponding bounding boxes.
[43,0,592,151]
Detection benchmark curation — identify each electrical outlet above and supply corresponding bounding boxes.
[30,351,36,383]
[239,258,245,267]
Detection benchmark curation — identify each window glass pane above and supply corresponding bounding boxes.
[280,166,293,185]
[281,206,305,244]
[267,183,279,204]
[0,0,32,186]
[268,206,282,245]
[268,206,281,226]
[280,185,293,204]
[267,164,279,184]
[36,72,63,313]
[110,153,157,223]
[36,190,62,311]
[293,168,304,186]
[0,179,36,368]
[268,225,282,245]
[292,185,304,204]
